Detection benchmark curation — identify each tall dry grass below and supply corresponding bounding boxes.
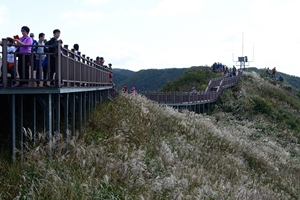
[0,76,300,199]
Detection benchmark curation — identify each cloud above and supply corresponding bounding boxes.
[82,0,109,5]
[148,0,203,17]
[91,36,147,70]
[0,5,8,24]
[60,11,104,26]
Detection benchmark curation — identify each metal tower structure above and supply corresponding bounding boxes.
[232,32,254,70]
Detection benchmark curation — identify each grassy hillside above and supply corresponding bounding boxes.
[1,72,300,199]
[246,67,300,90]
[116,68,188,91]
[160,66,223,92]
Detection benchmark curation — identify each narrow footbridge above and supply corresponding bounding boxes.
[0,38,115,161]
[141,72,243,113]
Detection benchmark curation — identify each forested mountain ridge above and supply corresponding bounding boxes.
[160,66,223,92]
[114,68,188,91]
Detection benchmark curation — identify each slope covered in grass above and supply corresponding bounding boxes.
[160,66,223,92]
[1,73,300,199]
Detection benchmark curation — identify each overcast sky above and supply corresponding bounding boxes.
[0,0,299,76]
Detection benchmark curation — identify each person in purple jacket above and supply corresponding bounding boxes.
[15,26,33,87]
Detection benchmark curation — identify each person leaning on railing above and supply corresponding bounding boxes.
[0,37,17,87]
[34,33,46,87]
[73,43,79,61]
[14,26,33,87]
[108,63,114,86]
[47,29,61,86]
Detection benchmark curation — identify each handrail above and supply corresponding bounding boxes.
[141,71,243,105]
[0,38,112,88]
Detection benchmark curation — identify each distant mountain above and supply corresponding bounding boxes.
[113,68,135,88]
[115,68,188,91]
[246,67,300,91]
[160,66,223,92]
[113,66,300,93]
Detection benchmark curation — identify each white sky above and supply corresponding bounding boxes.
[0,0,300,76]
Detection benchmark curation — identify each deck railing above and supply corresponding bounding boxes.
[141,71,243,105]
[0,38,112,88]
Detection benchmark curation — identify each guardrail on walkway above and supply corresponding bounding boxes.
[0,38,112,88]
[141,71,243,105]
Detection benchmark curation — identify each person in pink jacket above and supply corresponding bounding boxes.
[15,26,33,87]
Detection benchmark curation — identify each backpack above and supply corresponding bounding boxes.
[44,40,51,53]
[31,40,38,52]
[44,38,57,53]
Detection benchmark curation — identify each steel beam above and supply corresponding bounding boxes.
[17,94,23,152]
[10,94,16,162]
[55,94,61,134]
[63,93,69,146]
[71,93,76,138]
[46,94,52,151]
[83,92,86,124]
[32,96,36,143]
[78,92,82,135]
[88,92,91,124]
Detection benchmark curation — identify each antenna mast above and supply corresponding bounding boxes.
[242,32,244,56]
[232,32,254,70]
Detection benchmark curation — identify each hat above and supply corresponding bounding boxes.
[30,33,34,37]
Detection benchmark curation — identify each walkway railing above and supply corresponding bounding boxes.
[0,38,112,88]
[141,72,243,105]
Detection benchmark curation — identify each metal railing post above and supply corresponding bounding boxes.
[173,91,175,104]
[57,42,62,88]
[2,38,8,88]
[63,45,69,57]
[180,92,183,104]
[82,54,86,64]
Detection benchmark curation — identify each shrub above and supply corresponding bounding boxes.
[252,96,272,115]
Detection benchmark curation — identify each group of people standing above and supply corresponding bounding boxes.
[0,26,63,87]
[212,62,237,77]
[122,85,136,94]
[265,67,283,82]
[0,25,114,87]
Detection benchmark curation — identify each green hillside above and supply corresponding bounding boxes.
[215,71,300,133]
[2,73,300,198]
[112,68,135,88]
[116,68,188,91]
[246,67,300,90]
[161,66,223,92]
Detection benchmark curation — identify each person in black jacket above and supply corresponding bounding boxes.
[47,29,61,86]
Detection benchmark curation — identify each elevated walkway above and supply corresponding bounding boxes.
[0,38,115,161]
[141,72,243,113]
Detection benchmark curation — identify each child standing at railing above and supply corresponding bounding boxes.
[0,37,17,87]
[34,33,46,87]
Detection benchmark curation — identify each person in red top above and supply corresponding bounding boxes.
[108,63,114,86]
[122,85,127,93]
[15,26,33,87]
